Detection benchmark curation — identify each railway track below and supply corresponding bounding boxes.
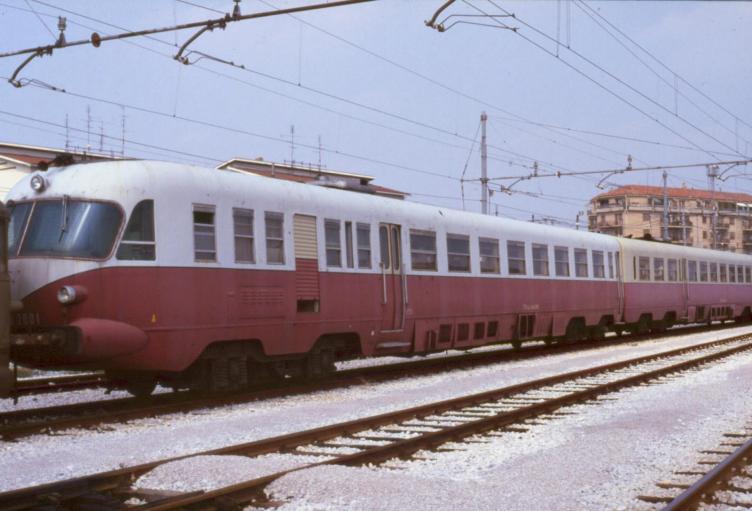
[13,373,105,396]
[0,323,740,440]
[639,423,752,510]
[1,334,751,510]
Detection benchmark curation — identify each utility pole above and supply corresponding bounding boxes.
[708,165,718,249]
[480,111,488,215]
[662,170,669,241]
[64,114,69,152]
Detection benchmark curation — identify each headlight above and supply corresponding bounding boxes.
[30,174,47,193]
[57,285,77,304]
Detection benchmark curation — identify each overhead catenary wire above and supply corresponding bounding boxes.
[1,1,549,174]
[464,0,743,161]
[574,0,752,135]
[572,0,752,152]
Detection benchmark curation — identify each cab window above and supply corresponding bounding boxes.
[117,200,155,261]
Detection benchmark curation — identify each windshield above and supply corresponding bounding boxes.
[10,199,122,259]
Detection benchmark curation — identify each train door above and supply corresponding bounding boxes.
[379,223,404,331]
[680,257,689,319]
[615,248,625,321]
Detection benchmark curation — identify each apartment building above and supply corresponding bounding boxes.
[588,185,752,253]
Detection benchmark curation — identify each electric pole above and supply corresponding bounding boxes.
[662,170,669,241]
[480,111,488,215]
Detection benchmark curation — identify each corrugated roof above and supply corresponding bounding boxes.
[593,185,752,204]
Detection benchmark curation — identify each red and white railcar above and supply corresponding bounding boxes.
[6,160,751,394]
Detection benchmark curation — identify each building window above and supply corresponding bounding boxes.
[729,264,736,283]
[554,246,570,277]
[344,221,354,268]
[356,223,371,269]
[642,213,651,221]
[709,262,718,282]
[479,237,500,274]
[653,258,665,281]
[532,243,549,276]
[608,252,614,279]
[233,208,254,263]
[667,259,678,282]
[117,199,156,261]
[575,248,588,278]
[265,211,285,264]
[639,256,650,281]
[700,261,708,282]
[719,264,727,282]
[410,230,437,271]
[592,250,605,278]
[688,261,698,281]
[507,241,526,275]
[193,205,216,262]
[447,234,471,272]
[325,219,342,267]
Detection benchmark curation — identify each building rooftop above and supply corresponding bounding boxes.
[0,141,120,169]
[593,184,752,205]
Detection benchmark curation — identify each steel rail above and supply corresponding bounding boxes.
[129,337,752,510]
[13,373,105,395]
[1,335,750,511]
[662,436,752,510]
[0,322,737,439]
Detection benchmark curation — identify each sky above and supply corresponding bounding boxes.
[0,0,750,227]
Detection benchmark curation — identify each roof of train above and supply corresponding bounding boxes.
[8,160,618,249]
[9,160,752,263]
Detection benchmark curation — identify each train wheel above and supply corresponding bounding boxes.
[588,325,606,342]
[511,339,522,349]
[125,378,156,399]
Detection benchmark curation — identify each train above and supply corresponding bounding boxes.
[4,159,752,397]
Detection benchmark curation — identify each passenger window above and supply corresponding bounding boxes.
[738,265,744,283]
[574,248,588,278]
[391,227,401,270]
[688,261,698,282]
[746,266,751,283]
[615,252,621,279]
[507,240,526,275]
[667,259,678,282]
[532,243,549,276]
[193,205,216,262]
[709,262,718,282]
[357,223,371,269]
[554,246,570,277]
[479,237,500,274]
[447,234,470,272]
[653,258,664,281]
[729,264,736,283]
[233,208,254,263]
[410,230,437,271]
[344,222,354,268]
[592,250,605,278]
[720,264,727,282]
[379,225,390,270]
[265,211,285,264]
[638,256,650,281]
[325,219,342,267]
[117,199,155,261]
[608,252,614,279]
[700,261,708,282]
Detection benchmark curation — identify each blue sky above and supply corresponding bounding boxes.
[0,1,750,226]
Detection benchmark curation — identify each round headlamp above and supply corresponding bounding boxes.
[30,174,47,193]
[57,285,77,304]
